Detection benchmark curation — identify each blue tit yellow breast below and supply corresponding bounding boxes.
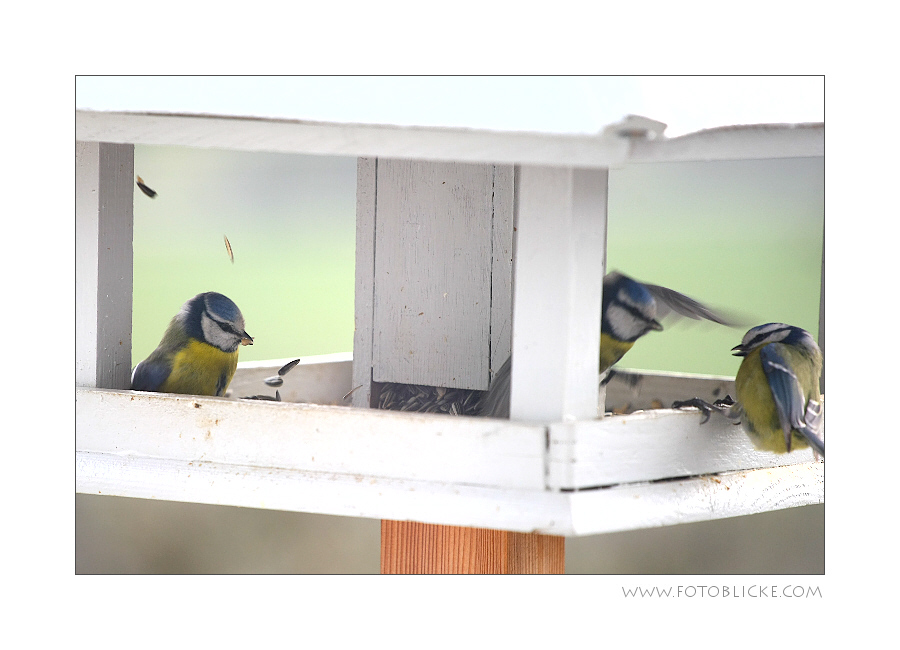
[160,338,239,397]
[600,332,635,374]
[735,345,812,454]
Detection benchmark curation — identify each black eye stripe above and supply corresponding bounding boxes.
[748,326,790,348]
[207,312,242,336]
[618,299,654,324]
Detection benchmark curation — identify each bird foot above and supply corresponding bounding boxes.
[672,395,734,424]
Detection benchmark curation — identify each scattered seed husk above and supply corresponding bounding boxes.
[278,358,303,376]
[375,382,486,416]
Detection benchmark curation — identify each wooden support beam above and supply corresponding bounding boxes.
[75,141,135,389]
[380,520,564,574]
[509,166,608,421]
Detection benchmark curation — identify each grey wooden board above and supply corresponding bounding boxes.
[75,141,134,390]
[372,160,495,390]
[352,158,377,407]
[489,165,514,381]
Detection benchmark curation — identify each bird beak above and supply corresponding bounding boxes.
[241,332,254,346]
[732,344,747,357]
[649,319,663,332]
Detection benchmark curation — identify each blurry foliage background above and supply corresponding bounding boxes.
[131,147,358,363]
[77,145,824,574]
[131,148,822,377]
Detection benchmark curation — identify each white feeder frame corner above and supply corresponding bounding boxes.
[75,110,824,536]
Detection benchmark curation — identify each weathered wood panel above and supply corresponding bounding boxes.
[372,160,495,389]
[75,141,134,389]
[352,157,377,407]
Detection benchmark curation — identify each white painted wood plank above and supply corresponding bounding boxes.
[352,157,377,408]
[547,408,817,490]
[566,462,823,536]
[75,451,822,537]
[75,451,573,534]
[227,353,352,404]
[75,388,547,489]
[75,110,823,167]
[75,141,134,389]
[628,122,824,163]
[510,167,607,421]
[490,165,515,385]
[75,110,631,168]
[372,160,493,389]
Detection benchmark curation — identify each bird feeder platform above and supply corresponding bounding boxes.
[76,106,824,570]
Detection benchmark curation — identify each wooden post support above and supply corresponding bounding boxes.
[380,520,564,574]
[76,141,135,390]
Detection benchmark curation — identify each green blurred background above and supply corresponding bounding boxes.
[77,146,824,574]
[131,146,358,363]
[130,148,823,376]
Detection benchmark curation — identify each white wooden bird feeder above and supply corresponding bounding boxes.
[75,97,824,573]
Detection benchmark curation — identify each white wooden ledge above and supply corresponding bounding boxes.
[75,109,824,536]
[75,110,823,168]
[75,359,823,536]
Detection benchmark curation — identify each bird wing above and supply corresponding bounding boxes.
[479,357,511,418]
[130,359,172,392]
[642,282,734,325]
[759,344,825,456]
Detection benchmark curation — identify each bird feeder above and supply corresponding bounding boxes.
[75,104,824,574]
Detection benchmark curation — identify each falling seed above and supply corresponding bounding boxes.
[276,390,281,402]
[136,176,157,198]
[278,358,302,376]
[342,384,363,401]
[224,235,234,263]
[264,376,284,387]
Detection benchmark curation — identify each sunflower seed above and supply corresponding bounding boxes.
[278,358,303,376]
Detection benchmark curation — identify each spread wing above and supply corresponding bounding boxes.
[643,282,734,325]
[759,344,824,456]
[479,357,511,418]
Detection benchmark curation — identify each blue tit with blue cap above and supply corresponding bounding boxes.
[599,271,732,372]
[675,323,824,456]
[131,292,253,397]
[479,271,734,418]
[732,323,824,455]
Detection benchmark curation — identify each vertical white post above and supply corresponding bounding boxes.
[509,166,608,421]
[76,142,134,389]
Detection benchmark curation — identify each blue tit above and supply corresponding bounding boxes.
[731,323,824,456]
[131,292,253,397]
[479,271,732,418]
[600,271,731,373]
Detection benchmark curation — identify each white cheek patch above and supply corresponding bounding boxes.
[201,311,236,351]
[607,303,647,341]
